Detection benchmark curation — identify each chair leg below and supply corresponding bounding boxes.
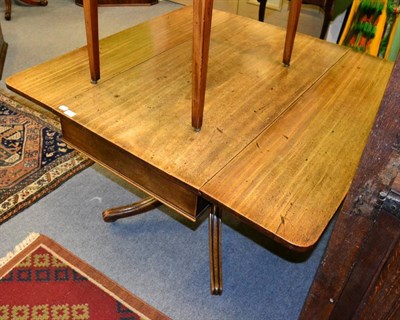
[319,0,334,39]
[83,0,100,83]
[5,0,11,20]
[209,204,222,295]
[192,0,214,131]
[282,0,302,66]
[257,0,268,22]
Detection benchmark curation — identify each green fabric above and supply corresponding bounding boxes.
[333,0,354,19]
[388,20,400,61]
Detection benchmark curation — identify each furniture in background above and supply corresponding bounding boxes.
[339,0,400,61]
[4,0,48,20]
[4,0,9,20]
[6,6,393,295]
[75,0,158,6]
[257,0,335,39]
[301,54,400,319]
[0,23,7,78]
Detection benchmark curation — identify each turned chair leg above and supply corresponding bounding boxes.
[209,204,222,295]
[5,0,11,20]
[283,0,302,66]
[192,0,214,131]
[83,0,100,83]
[320,0,334,40]
[257,0,268,22]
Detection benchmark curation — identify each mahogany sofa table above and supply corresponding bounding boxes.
[6,6,393,295]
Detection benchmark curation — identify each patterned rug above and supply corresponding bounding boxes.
[0,92,93,224]
[0,233,169,320]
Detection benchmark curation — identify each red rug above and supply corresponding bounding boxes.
[0,92,93,224]
[0,234,170,320]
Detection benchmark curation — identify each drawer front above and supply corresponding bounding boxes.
[60,117,207,220]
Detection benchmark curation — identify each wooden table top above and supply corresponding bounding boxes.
[6,6,393,250]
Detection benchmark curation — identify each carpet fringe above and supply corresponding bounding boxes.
[0,232,40,268]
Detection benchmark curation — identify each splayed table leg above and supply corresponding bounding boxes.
[103,196,161,222]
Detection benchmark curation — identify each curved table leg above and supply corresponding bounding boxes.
[103,196,161,222]
[209,204,223,295]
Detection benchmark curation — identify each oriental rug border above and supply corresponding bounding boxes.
[0,233,170,320]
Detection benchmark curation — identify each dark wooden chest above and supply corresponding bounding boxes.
[301,54,400,319]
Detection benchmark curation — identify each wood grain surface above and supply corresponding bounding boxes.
[7,8,346,190]
[201,52,393,250]
[301,54,400,318]
[6,7,393,250]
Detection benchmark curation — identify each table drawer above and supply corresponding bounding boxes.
[60,117,208,220]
